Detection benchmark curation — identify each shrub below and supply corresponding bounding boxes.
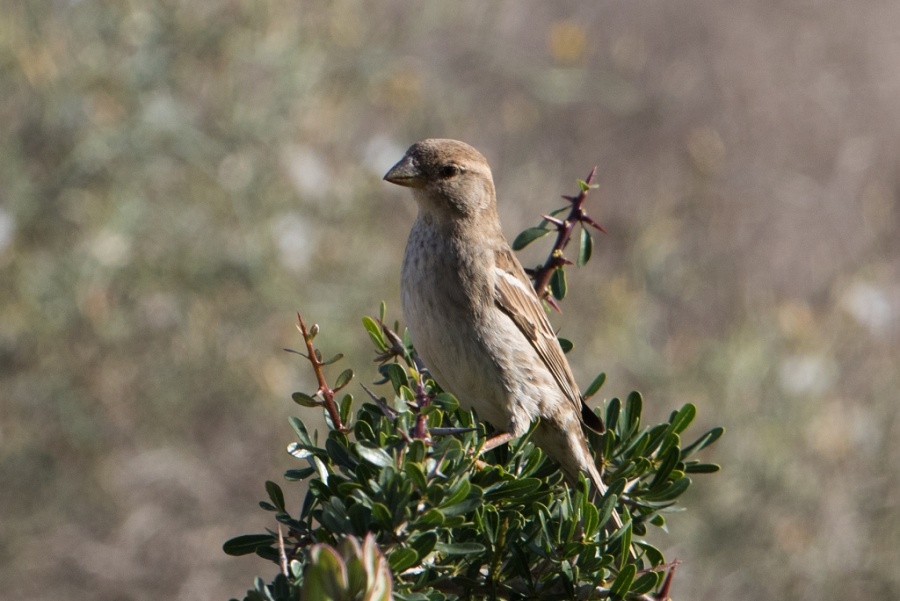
[224,173,722,600]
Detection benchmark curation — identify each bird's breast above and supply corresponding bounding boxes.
[400,219,510,426]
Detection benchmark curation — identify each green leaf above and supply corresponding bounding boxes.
[609,563,636,599]
[334,368,353,391]
[406,439,427,463]
[379,363,409,391]
[631,571,661,595]
[354,418,376,442]
[550,267,567,300]
[512,226,551,250]
[344,552,367,596]
[388,547,418,573]
[668,403,697,434]
[558,337,573,353]
[307,545,348,597]
[619,430,650,461]
[414,509,445,529]
[484,477,541,502]
[265,481,286,512]
[583,372,606,399]
[636,541,665,566]
[321,353,344,366]
[597,492,618,529]
[643,423,670,456]
[288,416,313,446]
[622,391,643,432]
[362,316,388,352]
[605,397,621,431]
[649,447,681,489]
[442,495,482,517]
[617,520,632,568]
[287,442,313,460]
[371,503,393,529]
[435,542,486,555]
[292,391,320,407]
[223,534,275,556]
[642,476,691,502]
[656,432,681,458]
[409,531,437,560]
[582,499,600,537]
[339,394,353,425]
[444,478,471,507]
[681,426,725,456]
[355,443,395,468]
[577,179,597,192]
[285,466,316,480]
[404,462,428,490]
[683,462,721,474]
[433,392,459,412]
[326,437,357,469]
[577,227,593,266]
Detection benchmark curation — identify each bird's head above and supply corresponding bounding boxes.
[384,139,497,221]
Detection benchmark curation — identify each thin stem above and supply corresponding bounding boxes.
[413,374,431,441]
[277,525,289,577]
[296,312,348,432]
[530,166,603,302]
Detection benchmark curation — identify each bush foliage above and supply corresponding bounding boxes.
[224,178,722,600]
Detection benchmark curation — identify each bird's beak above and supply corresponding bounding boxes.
[384,156,426,189]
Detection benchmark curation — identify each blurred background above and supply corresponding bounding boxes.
[2,1,898,599]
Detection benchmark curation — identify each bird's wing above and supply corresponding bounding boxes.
[493,248,605,433]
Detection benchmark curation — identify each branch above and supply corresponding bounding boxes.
[528,166,606,304]
[293,312,349,432]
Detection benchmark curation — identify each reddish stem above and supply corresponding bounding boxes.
[413,376,431,441]
[657,562,677,600]
[296,312,348,432]
[530,167,601,301]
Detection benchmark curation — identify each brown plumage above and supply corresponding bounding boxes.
[384,138,613,504]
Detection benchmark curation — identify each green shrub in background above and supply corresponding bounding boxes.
[224,177,723,601]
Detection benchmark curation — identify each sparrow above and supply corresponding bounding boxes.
[383,138,613,502]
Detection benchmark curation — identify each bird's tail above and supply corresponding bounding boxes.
[581,442,625,530]
[531,424,625,530]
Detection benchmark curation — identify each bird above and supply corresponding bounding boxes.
[383,138,616,509]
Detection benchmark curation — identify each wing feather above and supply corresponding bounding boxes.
[493,249,605,433]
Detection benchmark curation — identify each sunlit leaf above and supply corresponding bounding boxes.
[435,542,485,555]
[610,563,636,598]
[550,267,567,300]
[265,481,286,512]
[577,227,592,266]
[334,368,353,391]
[668,403,697,434]
[512,226,551,250]
[362,316,388,351]
[683,462,721,474]
[292,391,320,407]
[584,372,606,399]
[355,443,394,468]
[388,548,418,573]
[222,534,275,556]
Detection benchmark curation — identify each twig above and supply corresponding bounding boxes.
[656,561,678,600]
[412,374,431,441]
[295,312,349,432]
[528,166,606,303]
[277,524,289,577]
[362,384,398,420]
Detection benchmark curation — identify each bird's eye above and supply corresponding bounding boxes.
[439,164,460,178]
